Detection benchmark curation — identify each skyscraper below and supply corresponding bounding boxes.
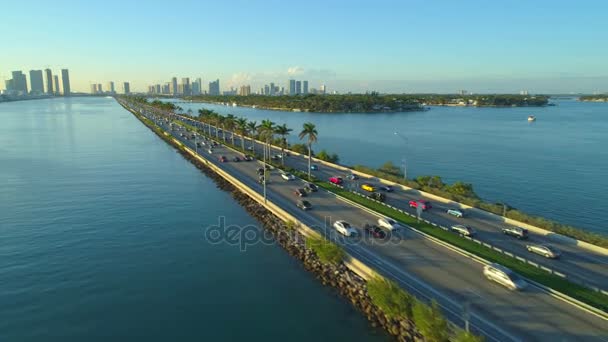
[29,70,44,94]
[239,85,251,96]
[44,69,53,94]
[320,84,326,94]
[194,77,202,95]
[107,81,115,94]
[97,83,103,93]
[11,71,28,94]
[61,69,71,95]
[155,84,161,94]
[289,79,296,95]
[181,78,191,96]
[123,82,130,94]
[91,84,98,94]
[53,76,60,95]
[171,77,178,95]
[295,81,302,95]
[303,81,308,95]
[209,79,220,96]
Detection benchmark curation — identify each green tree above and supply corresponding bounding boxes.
[367,277,412,319]
[274,124,292,166]
[299,122,318,180]
[378,161,402,177]
[412,300,449,342]
[290,143,309,155]
[316,149,339,163]
[246,121,258,153]
[260,119,275,164]
[224,114,237,146]
[235,117,248,151]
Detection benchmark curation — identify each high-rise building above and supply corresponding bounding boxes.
[264,84,270,95]
[107,81,115,94]
[303,81,308,95]
[269,82,275,95]
[193,77,202,95]
[295,81,302,95]
[91,84,98,94]
[162,83,170,94]
[97,83,103,93]
[288,79,296,95]
[209,79,220,96]
[320,84,326,94]
[123,82,130,94]
[11,71,28,94]
[44,69,53,94]
[155,84,161,94]
[53,76,60,95]
[239,85,251,96]
[61,69,71,96]
[171,77,178,95]
[29,70,44,94]
[181,78,191,96]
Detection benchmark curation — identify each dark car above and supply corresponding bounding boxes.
[257,167,265,175]
[219,156,228,163]
[196,142,202,148]
[503,226,529,239]
[368,192,386,202]
[364,224,387,238]
[297,200,312,210]
[243,155,254,161]
[304,183,318,192]
[233,156,240,162]
[294,188,307,197]
[379,185,394,192]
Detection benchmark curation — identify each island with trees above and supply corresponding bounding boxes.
[579,95,608,102]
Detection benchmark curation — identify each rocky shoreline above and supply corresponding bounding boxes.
[123,102,420,341]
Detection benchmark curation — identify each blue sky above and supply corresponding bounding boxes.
[2,0,607,93]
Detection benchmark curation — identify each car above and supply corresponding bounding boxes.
[258,175,267,184]
[304,183,318,192]
[526,244,561,259]
[379,185,394,192]
[310,165,318,171]
[232,156,240,162]
[256,167,265,175]
[451,224,475,237]
[293,188,307,197]
[271,155,280,161]
[447,209,464,218]
[378,217,399,231]
[333,220,357,237]
[502,226,529,239]
[281,172,295,181]
[247,146,254,151]
[346,174,359,180]
[364,224,387,238]
[361,183,376,192]
[219,156,228,163]
[297,200,312,210]
[207,148,213,154]
[329,176,343,185]
[483,263,527,291]
[243,155,254,161]
[409,200,432,210]
[196,142,202,148]
[368,192,386,202]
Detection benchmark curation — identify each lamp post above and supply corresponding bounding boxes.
[394,132,408,180]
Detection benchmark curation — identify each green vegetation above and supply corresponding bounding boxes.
[315,149,339,163]
[299,122,318,180]
[352,164,608,247]
[367,277,413,319]
[185,93,548,112]
[290,143,310,155]
[412,300,449,342]
[316,181,608,312]
[305,236,345,265]
[579,95,608,102]
[454,331,485,342]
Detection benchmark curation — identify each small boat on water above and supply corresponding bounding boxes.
[528,115,536,122]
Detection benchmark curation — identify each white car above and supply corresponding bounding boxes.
[447,209,464,218]
[451,224,475,237]
[280,172,295,181]
[377,217,399,231]
[333,220,358,237]
[526,244,561,259]
[483,263,527,291]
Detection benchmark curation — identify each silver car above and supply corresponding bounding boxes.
[526,244,561,259]
[483,263,527,291]
[451,224,475,237]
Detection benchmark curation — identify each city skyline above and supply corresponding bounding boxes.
[2,1,608,93]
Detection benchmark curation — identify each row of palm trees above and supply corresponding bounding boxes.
[196,109,318,179]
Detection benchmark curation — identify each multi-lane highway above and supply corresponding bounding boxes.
[126,100,608,342]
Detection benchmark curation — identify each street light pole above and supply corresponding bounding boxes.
[394,132,408,180]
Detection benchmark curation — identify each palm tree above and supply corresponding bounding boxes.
[236,117,248,152]
[299,122,318,180]
[246,121,258,154]
[274,124,292,166]
[224,114,237,146]
[260,119,275,164]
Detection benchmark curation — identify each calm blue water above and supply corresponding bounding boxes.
[173,99,608,234]
[0,97,386,341]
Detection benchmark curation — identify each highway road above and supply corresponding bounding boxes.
[127,101,608,342]
[174,112,608,292]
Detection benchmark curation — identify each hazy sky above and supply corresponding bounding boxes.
[2,0,607,93]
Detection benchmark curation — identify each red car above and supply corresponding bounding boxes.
[409,200,432,210]
[364,224,387,239]
[329,176,343,185]
[219,156,228,163]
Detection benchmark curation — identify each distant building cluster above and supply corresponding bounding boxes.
[147,76,204,96]
[236,79,328,97]
[2,68,71,96]
[89,81,130,95]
